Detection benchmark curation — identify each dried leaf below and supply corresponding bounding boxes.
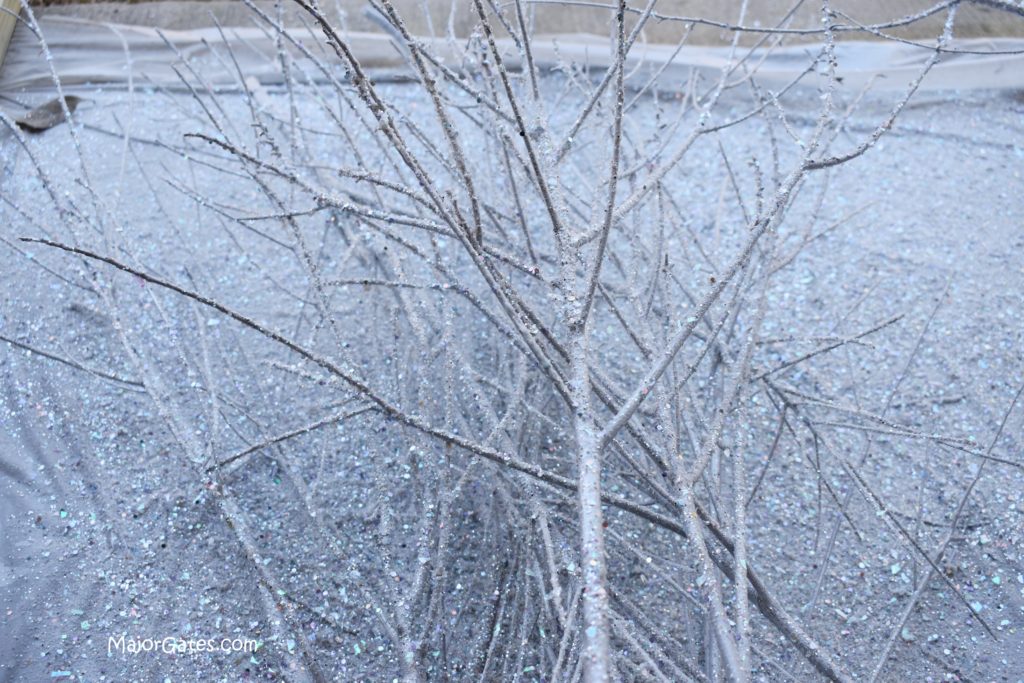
[15,95,83,133]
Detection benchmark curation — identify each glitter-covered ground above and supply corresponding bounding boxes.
[1,78,1022,682]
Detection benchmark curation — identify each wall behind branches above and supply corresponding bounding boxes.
[28,0,1024,43]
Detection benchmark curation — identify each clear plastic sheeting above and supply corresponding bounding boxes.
[2,16,1024,93]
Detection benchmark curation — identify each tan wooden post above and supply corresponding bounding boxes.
[0,0,20,72]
